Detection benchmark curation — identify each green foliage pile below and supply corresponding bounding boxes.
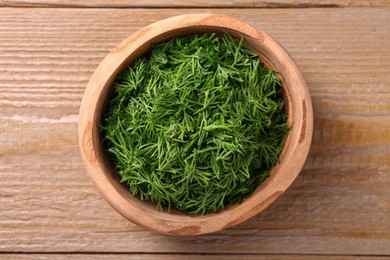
[102,33,288,215]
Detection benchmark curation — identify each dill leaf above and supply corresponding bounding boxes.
[102,33,289,215]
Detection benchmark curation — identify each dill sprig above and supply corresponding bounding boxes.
[102,33,289,215]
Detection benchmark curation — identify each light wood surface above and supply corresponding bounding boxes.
[1,0,390,7]
[2,253,388,260]
[1,5,390,258]
[0,254,387,260]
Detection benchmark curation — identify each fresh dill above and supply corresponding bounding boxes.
[102,33,289,215]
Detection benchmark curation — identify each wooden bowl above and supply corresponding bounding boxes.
[78,13,313,236]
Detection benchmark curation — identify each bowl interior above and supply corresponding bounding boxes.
[96,26,293,216]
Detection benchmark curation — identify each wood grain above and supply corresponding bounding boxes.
[1,7,390,255]
[1,0,390,8]
[0,254,386,260]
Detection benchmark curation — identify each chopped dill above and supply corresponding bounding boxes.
[102,33,289,215]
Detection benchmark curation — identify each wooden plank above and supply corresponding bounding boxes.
[0,0,390,8]
[0,7,390,255]
[0,254,386,260]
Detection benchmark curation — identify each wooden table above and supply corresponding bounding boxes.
[1,0,390,259]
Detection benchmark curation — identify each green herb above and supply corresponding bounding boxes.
[102,33,289,215]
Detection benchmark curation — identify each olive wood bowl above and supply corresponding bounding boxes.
[78,13,313,236]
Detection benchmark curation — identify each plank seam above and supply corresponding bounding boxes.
[0,4,343,9]
[1,252,390,257]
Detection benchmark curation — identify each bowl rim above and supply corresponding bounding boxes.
[78,13,313,236]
